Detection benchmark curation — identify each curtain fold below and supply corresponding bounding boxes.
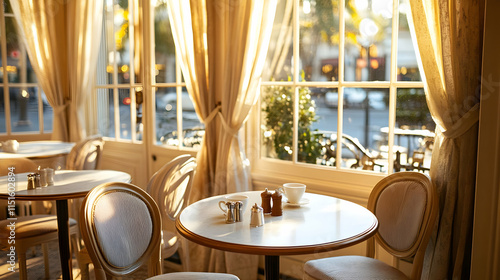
[167,0,277,279]
[409,0,485,278]
[10,0,103,142]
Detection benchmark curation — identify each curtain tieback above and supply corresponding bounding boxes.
[53,103,69,114]
[203,105,240,138]
[442,103,480,139]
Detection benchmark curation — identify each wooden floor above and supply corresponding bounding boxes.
[0,240,179,280]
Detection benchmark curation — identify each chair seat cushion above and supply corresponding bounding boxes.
[0,215,77,239]
[147,272,240,280]
[304,255,409,280]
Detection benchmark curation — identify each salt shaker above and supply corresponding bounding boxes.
[271,189,283,216]
[235,201,243,222]
[250,203,265,227]
[261,188,272,214]
[223,201,236,223]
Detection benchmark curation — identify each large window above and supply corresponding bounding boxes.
[95,0,143,142]
[0,0,52,136]
[260,0,433,174]
[95,0,202,149]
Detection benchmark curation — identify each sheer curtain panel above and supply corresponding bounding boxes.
[409,0,485,278]
[167,0,277,279]
[10,0,103,141]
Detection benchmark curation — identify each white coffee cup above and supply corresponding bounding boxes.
[280,183,306,204]
[218,194,249,214]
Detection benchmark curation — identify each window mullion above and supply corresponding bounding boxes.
[112,3,120,140]
[129,1,137,142]
[387,0,401,174]
[176,54,183,149]
[0,0,12,135]
[292,0,299,163]
[337,0,346,170]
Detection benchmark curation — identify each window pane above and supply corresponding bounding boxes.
[41,91,53,132]
[342,88,389,171]
[261,85,294,161]
[115,0,131,84]
[4,0,12,14]
[262,0,292,81]
[4,17,37,84]
[397,0,421,81]
[97,1,115,85]
[156,87,201,147]
[10,87,39,133]
[296,87,324,164]
[154,1,176,84]
[300,0,340,81]
[392,88,434,172]
[344,0,393,82]
[96,88,114,137]
[156,87,177,145]
[118,88,132,139]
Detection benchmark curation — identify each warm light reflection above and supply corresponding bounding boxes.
[355,0,369,11]
[359,18,379,38]
[0,66,17,73]
[21,90,29,98]
[302,0,311,14]
[31,24,44,71]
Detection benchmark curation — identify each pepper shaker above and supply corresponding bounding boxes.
[235,201,243,222]
[261,188,272,214]
[271,189,283,216]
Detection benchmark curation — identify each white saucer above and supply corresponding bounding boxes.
[284,198,309,207]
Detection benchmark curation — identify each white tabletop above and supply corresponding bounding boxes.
[0,141,75,159]
[177,191,378,256]
[0,170,131,201]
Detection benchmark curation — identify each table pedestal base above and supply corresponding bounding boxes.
[56,200,72,280]
[265,255,279,280]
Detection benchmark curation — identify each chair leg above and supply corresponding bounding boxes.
[18,251,27,280]
[42,243,50,279]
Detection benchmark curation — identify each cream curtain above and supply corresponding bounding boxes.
[409,0,484,278]
[10,0,103,142]
[167,0,276,278]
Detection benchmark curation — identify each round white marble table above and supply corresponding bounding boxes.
[176,191,378,280]
[0,170,131,280]
[0,141,75,169]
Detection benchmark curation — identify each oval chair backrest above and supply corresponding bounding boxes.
[66,136,104,170]
[80,182,162,278]
[367,171,437,280]
[147,155,196,233]
[0,158,38,176]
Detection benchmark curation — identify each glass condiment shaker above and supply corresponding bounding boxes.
[250,203,265,227]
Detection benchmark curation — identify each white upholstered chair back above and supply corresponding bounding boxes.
[80,182,162,279]
[66,136,104,170]
[366,171,438,279]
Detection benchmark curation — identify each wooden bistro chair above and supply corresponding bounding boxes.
[65,136,105,279]
[0,158,78,280]
[147,154,196,271]
[79,182,239,279]
[304,172,438,280]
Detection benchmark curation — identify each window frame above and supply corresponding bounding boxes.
[0,1,50,137]
[250,0,426,192]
